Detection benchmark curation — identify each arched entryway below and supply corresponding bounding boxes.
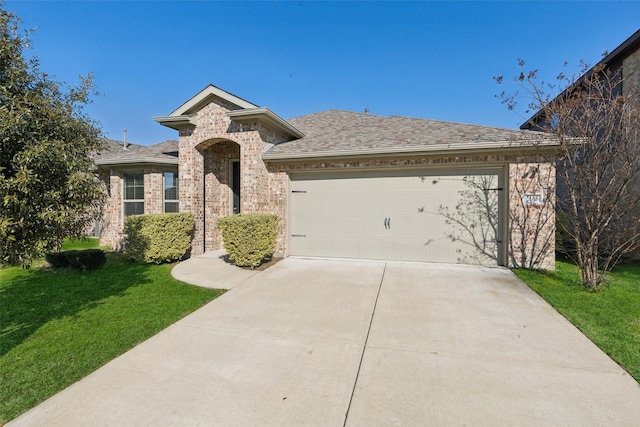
[198,139,241,252]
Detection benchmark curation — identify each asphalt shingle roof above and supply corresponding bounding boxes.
[265,110,547,159]
[93,139,179,165]
[94,110,551,165]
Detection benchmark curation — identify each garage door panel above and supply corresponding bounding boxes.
[289,170,502,265]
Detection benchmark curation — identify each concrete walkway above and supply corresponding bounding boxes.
[170,250,261,289]
[9,257,640,426]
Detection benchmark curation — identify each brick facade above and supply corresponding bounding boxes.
[98,170,123,249]
[623,46,640,97]
[623,44,640,260]
[508,162,556,270]
[98,166,177,249]
[177,100,289,255]
[266,154,555,269]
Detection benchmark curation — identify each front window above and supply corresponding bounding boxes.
[164,171,179,213]
[123,172,144,216]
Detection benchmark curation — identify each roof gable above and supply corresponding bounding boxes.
[153,85,260,131]
[153,84,303,140]
[169,84,258,116]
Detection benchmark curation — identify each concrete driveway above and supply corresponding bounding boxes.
[9,257,640,426]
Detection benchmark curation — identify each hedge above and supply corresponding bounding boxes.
[217,214,279,268]
[124,213,194,264]
[46,249,106,271]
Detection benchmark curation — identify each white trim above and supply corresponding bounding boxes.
[500,164,510,268]
[95,157,178,167]
[170,84,258,116]
[152,115,198,131]
[154,85,260,131]
[122,171,145,221]
[162,171,179,213]
[263,139,561,161]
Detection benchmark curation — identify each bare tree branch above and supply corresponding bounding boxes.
[497,61,640,289]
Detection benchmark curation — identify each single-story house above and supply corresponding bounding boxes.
[95,85,557,269]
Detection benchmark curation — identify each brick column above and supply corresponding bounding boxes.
[179,133,205,255]
[144,169,164,214]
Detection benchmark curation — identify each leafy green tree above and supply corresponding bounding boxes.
[0,6,105,266]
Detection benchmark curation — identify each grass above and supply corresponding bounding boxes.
[0,240,224,423]
[61,237,106,251]
[514,260,640,382]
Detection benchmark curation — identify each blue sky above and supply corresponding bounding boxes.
[7,1,640,145]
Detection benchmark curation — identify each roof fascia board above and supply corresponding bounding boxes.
[227,108,305,139]
[521,29,640,129]
[599,28,640,67]
[170,84,258,116]
[262,140,560,162]
[95,157,179,167]
[152,115,197,130]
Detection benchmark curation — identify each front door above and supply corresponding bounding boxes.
[230,160,241,214]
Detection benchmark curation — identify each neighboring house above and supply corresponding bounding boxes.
[93,139,179,249]
[520,29,640,259]
[522,28,640,130]
[95,84,558,269]
[611,28,640,94]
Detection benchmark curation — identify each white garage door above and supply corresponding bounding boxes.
[289,169,504,265]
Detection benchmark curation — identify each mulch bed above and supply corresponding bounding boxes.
[218,254,283,271]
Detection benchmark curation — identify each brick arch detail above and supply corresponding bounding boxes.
[200,139,241,252]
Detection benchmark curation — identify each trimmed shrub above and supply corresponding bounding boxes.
[46,251,70,268]
[124,213,194,264]
[217,214,279,268]
[46,249,106,271]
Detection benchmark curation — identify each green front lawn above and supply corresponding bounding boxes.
[61,237,107,251]
[0,245,223,423]
[514,261,640,382]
